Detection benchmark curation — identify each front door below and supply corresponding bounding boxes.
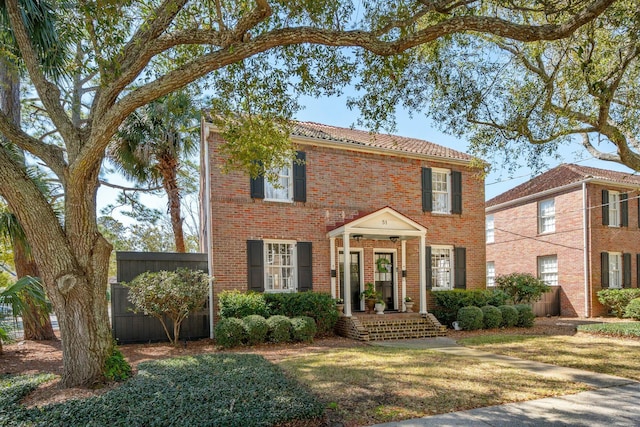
[375,253,394,310]
[339,251,362,312]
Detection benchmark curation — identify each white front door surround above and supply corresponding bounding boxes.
[327,207,428,316]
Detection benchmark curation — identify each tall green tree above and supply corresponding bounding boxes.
[0,0,617,387]
[108,89,198,253]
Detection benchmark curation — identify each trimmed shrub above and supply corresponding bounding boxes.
[499,305,519,327]
[481,305,502,329]
[624,298,640,321]
[291,316,317,343]
[432,289,509,326]
[495,272,551,304]
[218,290,270,319]
[514,304,535,328]
[597,289,640,318]
[457,306,484,330]
[267,315,292,343]
[264,292,338,336]
[242,315,269,345]
[214,317,246,348]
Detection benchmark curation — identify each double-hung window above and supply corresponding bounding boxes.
[537,255,558,286]
[608,191,620,227]
[432,170,450,214]
[264,165,293,202]
[608,252,622,289]
[486,215,495,243]
[264,241,296,292]
[486,261,495,287]
[538,199,555,234]
[431,246,453,289]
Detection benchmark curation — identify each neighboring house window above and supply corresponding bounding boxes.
[432,170,450,214]
[431,246,453,289]
[264,241,296,292]
[486,261,495,287]
[250,151,306,202]
[537,255,558,286]
[608,191,620,227]
[486,215,494,243]
[608,252,622,289]
[538,199,555,234]
[264,165,292,201]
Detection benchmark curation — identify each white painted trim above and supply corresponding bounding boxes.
[327,206,427,238]
[582,182,590,317]
[419,235,426,314]
[263,240,298,293]
[338,247,364,311]
[330,237,336,299]
[373,248,398,310]
[343,232,352,317]
[401,240,407,312]
[430,245,455,291]
[202,117,215,339]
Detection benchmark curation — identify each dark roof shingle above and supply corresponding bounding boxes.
[487,164,640,208]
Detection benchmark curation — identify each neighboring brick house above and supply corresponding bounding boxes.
[200,120,486,318]
[486,164,640,317]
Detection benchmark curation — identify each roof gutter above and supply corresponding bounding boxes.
[201,119,216,339]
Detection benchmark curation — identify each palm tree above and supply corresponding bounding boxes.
[0,276,49,354]
[108,90,199,253]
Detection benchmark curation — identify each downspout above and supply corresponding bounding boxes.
[202,121,216,338]
[582,182,590,318]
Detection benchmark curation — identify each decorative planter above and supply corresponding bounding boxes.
[374,302,385,315]
[365,298,376,314]
[405,301,414,313]
[336,303,345,315]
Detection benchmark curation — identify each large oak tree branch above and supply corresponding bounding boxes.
[0,112,66,179]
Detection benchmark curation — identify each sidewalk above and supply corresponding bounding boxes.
[370,338,640,426]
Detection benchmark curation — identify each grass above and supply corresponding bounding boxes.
[0,354,323,427]
[577,322,640,337]
[275,346,591,426]
[459,332,640,381]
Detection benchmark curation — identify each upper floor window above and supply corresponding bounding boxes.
[608,191,620,227]
[486,215,495,243]
[538,199,555,234]
[537,255,558,286]
[421,167,462,214]
[265,165,292,202]
[432,170,450,214]
[486,261,495,287]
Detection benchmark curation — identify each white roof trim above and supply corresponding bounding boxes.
[327,207,427,239]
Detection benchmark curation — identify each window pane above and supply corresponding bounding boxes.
[609,253,622,288]
[609,192,620,227]
[486,215,494,243]
[538,255,558,286]
[539,199,555,233]
[486,262,495,287]
[431,248,452,289]
[265,166,292,201]
[265,242,295,291]
[432,171,449,213]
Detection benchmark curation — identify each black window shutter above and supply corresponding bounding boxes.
[425,246,432,290]
[621,193,628,227]
[601,252,609,288]
[247,240,264,292]
[602,190,609,225]
[250,160,265,199]
[451,171,462,214]
[293,151,307,202]
[422,168,432,212]
[454,247,467,289]
[297,242,312,292]
[623,253,632,288]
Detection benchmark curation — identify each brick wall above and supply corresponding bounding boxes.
[204,131,486,314]
[487,183,640,317]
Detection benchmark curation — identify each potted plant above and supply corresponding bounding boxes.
[361,282,380,313]
[374,297,386,315]
[335,298,345,315]
[404,296,414,312]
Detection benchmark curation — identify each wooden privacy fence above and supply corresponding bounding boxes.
[531,286,561,317]
[111,251,209,344]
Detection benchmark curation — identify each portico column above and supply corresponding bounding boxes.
[419,234,427,314]
[343,232,352,317]
[330,237,336,299]
[401,240,407,312]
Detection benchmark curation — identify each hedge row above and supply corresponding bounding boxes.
[456,304,534,330]
[218,290,338,335]
[432,289,510,326]
[215,314,317,348]
[597,289,640,318]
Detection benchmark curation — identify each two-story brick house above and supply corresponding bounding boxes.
[486,164,640,317]
[200,120,485,323]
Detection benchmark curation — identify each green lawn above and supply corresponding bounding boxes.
[459,332,640,381]
[275,346,591,426]
[577,322,640,337]
[0,354,323,427]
